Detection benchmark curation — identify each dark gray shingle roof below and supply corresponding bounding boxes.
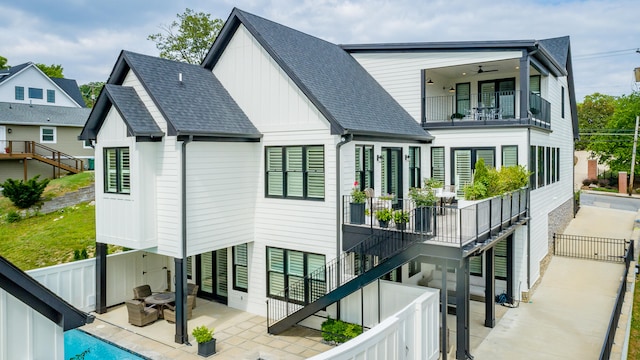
[51,77,86,108]
[0,102,90,126]
[538,36,570,71]
[0,63,30,84]
[103,84,163,137]
[204,9,432,142]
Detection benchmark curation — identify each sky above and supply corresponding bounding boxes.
[0,0,638,102]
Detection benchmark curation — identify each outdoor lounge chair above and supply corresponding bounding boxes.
[187,283,199,308]
[132,285,153,301]
[163,295,195,323]
[125,299,158,326]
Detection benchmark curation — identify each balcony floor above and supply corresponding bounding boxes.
[81,298,333,359]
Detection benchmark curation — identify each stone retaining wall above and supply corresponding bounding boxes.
[38,185,95,214]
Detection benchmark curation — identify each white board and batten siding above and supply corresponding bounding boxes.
[0,289,63,360]
[351,51,523,122]
[212,23,340,315]
[528,75,574,284]
[185,142,260,256]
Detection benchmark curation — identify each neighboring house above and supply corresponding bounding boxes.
[0,256,93,360]
[0,62,92,182]
[79,8,576,359]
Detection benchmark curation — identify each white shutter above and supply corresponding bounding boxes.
[105,149,117,193]
[268,248,285,296]
[286,147,303,197]
[502,146,518,168]
[454,150,472,197]
[476,149,495,168]
[234,244,248,290]
[216,249,227,297]
[266,148,283,196]
[431,147,445,184]
[119,149,130,194]
[306,146,324,199]
[495,241,507,279]
[470,256,482,276]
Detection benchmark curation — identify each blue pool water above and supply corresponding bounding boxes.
[64,329,149,360]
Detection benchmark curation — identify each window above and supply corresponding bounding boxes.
[529,146,537,190]
[266,247,325,304]
[15,86,24,100]
[83,140,93,149]
[104,147,130,194]
[502,146,518,168]
[266,146,324,200]
[470,256,482,277]
[546,147,551,185]
[40,126,56,143]
[408,260,420,277]
[556,148,560,181]
[382,267,401,283]
[561,86,565,118]
[28,87,43,99]
[537,146,545,187]
[551,147,556,183]
[456,83,471,116]
[187,256,193,280]
[47,89,55,103]
[355,145,374,190]
[495,239,508,280]
[452,148,495,196]
[409,147,421,188]
[529,75,541,95]
[233,244,248,292]
[431,147,445,184]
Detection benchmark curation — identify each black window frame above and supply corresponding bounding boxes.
[265,145,325,200]
[501,145,518,168]
[266,247,326,305]
[103,147,131,194]
[408,260,420,277]
[455,82,471,116]
[409,147,421,189]
[561,86,565,118]
[431,147,445,185]
[355,145,374,190]
[546,147,551,185]
[529,146,537,190]
[537,146,545,188]
[233,244,248,292]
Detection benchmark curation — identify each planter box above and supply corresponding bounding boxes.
[198,339,216,357]
[414,207,433,232]
[350,202,366,224]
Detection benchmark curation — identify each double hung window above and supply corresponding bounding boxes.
[104,147,130,194]
[266,146,324,199]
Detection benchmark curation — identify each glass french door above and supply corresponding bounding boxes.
[196,249,228,304]
[380,148,403,207]
[479,79,515,119]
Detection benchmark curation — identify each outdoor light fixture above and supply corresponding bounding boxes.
[448,86,455,93]
[404,154,410,161]
[377,154,384,162]
[426,78,434,85]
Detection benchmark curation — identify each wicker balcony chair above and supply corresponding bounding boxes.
[125,299,158,327]
[132,285,154,301]
[187,283,199,308]
[163,295,195,323]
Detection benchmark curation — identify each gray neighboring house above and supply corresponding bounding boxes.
[0,62,93,182]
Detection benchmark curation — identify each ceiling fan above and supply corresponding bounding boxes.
[475,65,498,74]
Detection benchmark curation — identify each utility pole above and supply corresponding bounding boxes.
[629,115,639,196]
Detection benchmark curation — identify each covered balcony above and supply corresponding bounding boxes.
[422,59,551,130]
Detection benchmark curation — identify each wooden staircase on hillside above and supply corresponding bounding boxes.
[0,140,84,180]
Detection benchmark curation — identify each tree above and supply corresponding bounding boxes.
[147,8,224,64]
[0,56,8,70]
[576,93,615,150]
[79,82,105,108]
[589,92,640,173]
[36,63,64,78]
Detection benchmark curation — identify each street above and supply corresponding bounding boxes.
[580,191,640,212]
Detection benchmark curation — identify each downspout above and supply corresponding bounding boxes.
[526,127,531,293]
[335,133,353,320]
[176,135,193,344]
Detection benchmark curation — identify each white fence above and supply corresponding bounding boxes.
[310,282,440,360]
[26,250,168,312]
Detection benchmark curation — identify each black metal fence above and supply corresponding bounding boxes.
[553,234,629,263]
[600,239,634,360]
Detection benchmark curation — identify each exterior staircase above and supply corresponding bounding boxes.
[0,140,84,179]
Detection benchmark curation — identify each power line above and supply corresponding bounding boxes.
[573,48,639,59]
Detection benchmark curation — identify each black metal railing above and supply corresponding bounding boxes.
[423,90,551,128]
[266,225,420,329]
[600,240,634,360]
[343,187,529,247]
[553,234,630,263]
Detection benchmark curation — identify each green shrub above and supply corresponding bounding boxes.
[192,325,214,343]
[321,317,362,343]
[6,210,21,223]
[73,248,89,261]
[463,161,530,200]
[1,176,50,209]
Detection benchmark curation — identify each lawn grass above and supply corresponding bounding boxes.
[630,278,640,359]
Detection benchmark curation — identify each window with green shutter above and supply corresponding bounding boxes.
[470,256,482,276]
[495,240,508,280]
[266,247,326,304]
[104,147,130,194]
[502,146,518,168]
[409,147,421,188]
[265,146,324,200]
[233,244,248,292]
[431,147,445,184]
[355,145,374,190]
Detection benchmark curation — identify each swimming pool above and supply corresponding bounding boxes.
[64,329,149,360]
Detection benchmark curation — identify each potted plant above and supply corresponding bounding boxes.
[350,181,366,225]
[409,178,440,232]
[375,208,393,228]
[192,325,216,357]
[393,210,409,230]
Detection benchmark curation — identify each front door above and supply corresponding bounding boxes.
[381,147,403,207]
[196,249,228,304]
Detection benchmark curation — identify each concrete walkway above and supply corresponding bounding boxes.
[472,205,636,359]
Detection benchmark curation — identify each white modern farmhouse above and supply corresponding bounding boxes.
[80,8,576,359]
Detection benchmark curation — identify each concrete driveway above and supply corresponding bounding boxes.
[472,205,636,359]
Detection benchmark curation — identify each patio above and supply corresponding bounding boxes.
[81,298,333,359]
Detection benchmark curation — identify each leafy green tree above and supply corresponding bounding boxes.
[0,56,8,70]
[79,82,105,107]
[148,8,224,64]
[576,93,615,150]
[589,92,640,173]
[36,63,64,78]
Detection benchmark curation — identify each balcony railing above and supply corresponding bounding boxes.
[343,187,529,248]
[424,90,550,128]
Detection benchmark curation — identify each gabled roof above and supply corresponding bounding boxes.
[51,77,86,108]
[0,62,86,108]
[0,255,93,331]
[0,102,90,127]
[203,8,432,143]
[79,84,164,140]
[81,51,261,141]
